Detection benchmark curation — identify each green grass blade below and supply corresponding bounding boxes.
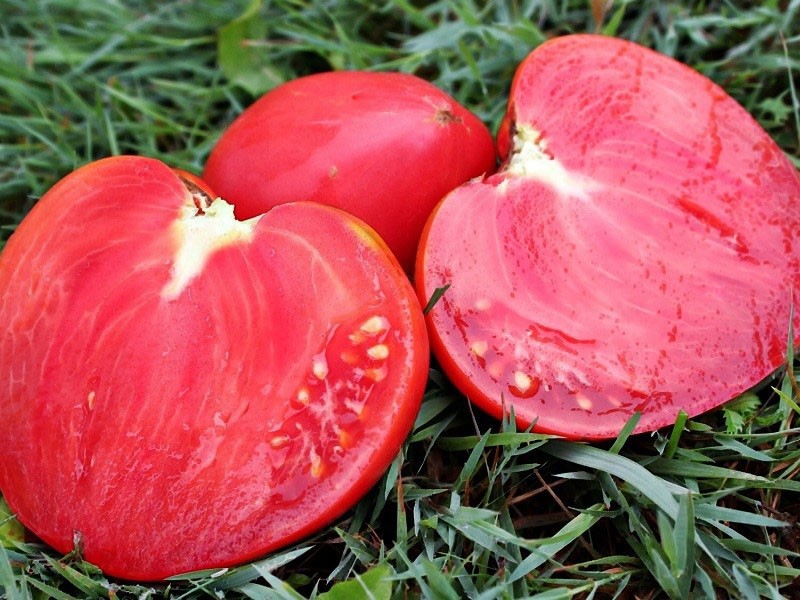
[509,504,605,582]
[543,441,681,518]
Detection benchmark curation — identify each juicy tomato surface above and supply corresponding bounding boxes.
[202,70,497,273]
[417,34,800,440]
[0,156,429,580]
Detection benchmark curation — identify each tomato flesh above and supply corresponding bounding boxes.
[202,71,497,272]
[0,156,428,579]
[417,34,800,440]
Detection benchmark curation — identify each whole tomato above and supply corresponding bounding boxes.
[203,71,496,273]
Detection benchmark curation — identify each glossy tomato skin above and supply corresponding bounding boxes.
[202,71,497,273]
[417,34,800,440]
[0,156,428,580]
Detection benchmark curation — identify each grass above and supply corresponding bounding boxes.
[1,0,799,597]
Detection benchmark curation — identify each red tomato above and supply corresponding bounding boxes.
[202,71,497,273]
[0,156,428,580]
[417,35,800,440]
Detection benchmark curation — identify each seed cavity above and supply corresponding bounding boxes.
[488,361,504,379]
[508,371,540,399]
[514,371,533,393]
[310,449,324,477]
[338,429,352,448]
[270,435,290,448]
[576,395,593,411]
[474,298,491,311]
[471,340,488,358]
[344,398,365,416]
[366,344,389,360]
[365,366,388,383]
[349,316,389,344]
[312,356,328,380]
[296,387,310,404]
[87,391,96,411]
[340,350,359,364]
[360,315,389,336]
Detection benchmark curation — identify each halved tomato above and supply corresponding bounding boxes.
[417,34,800,440]
[0,156,428,579]
[202,71,497,273]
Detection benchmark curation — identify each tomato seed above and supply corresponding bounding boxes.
[366,344,389,360]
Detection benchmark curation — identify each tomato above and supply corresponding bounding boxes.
[417,34,800,440]
[202,71,497,273]
[0,156,429,580]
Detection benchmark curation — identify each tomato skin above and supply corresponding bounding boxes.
[0,156,428,580]
[417,34,800,440]
[202,71,497,273]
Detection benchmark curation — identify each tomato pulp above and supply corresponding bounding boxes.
[0,156,429,579]
[203,71,497,273]
[417,34,800,440]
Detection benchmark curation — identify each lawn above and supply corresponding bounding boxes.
[1,0,799,598]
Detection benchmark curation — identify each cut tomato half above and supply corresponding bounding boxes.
[0,156,428,580]
[417,34,800,440]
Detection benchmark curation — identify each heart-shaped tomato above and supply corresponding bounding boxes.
[417,34,800,440]
[202,71,497,273]
[0,156,428,579]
